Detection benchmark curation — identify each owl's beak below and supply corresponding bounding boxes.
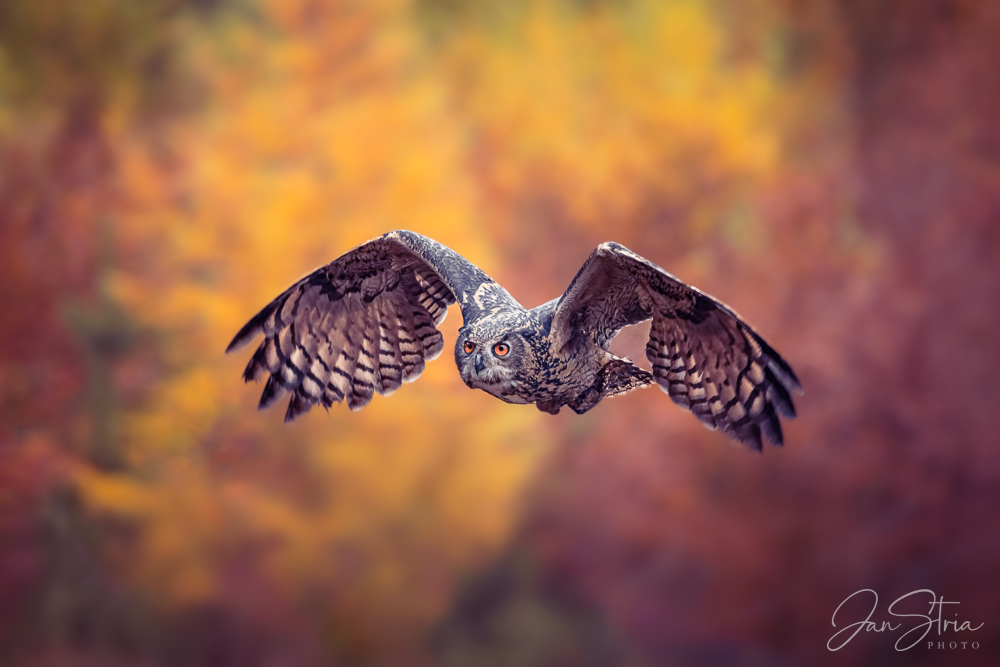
[474,353,484,374]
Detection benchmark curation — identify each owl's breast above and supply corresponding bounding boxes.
[516,342,604,405]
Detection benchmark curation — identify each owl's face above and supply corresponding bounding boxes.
[455,328,531,402]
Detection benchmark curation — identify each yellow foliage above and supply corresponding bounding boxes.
[77,0,552,641]
[433,0,781,229]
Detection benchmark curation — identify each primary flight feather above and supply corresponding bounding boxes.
[227,231,800,450]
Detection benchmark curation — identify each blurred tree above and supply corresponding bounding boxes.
[0,0,221,660]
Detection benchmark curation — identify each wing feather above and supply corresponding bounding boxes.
[228,231,508,420]
[552,242,800,450]
[395,297,426,383]
[376,296,404,396]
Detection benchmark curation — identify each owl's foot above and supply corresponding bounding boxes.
[565,358,653,415]
[567,385,602,414]
[599,358,653,397]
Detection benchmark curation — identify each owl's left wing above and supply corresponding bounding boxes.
[227,230,518,421]
[550,242,800,450]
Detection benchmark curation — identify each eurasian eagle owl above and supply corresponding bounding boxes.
[227,231,800,450]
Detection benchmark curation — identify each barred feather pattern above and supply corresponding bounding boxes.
[234,265,455,422]
[646,309,798,450]
[230,231,799,450]
[552,241,799,450]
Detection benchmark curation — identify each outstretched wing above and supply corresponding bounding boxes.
[550,242,800,450]
[227,230,518,421]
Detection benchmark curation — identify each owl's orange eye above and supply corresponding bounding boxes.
[464,341,476,354]
[493,342,510,357]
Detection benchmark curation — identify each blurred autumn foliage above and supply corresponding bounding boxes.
[1,0,998,665]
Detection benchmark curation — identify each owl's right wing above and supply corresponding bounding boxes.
[226,230,518,421]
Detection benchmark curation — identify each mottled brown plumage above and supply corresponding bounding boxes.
[227,231,800,450]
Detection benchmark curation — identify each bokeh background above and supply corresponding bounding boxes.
[1,0,998,665]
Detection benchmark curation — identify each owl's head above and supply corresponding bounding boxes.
[455,326,532,402]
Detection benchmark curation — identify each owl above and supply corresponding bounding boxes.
[227,231,800,450]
